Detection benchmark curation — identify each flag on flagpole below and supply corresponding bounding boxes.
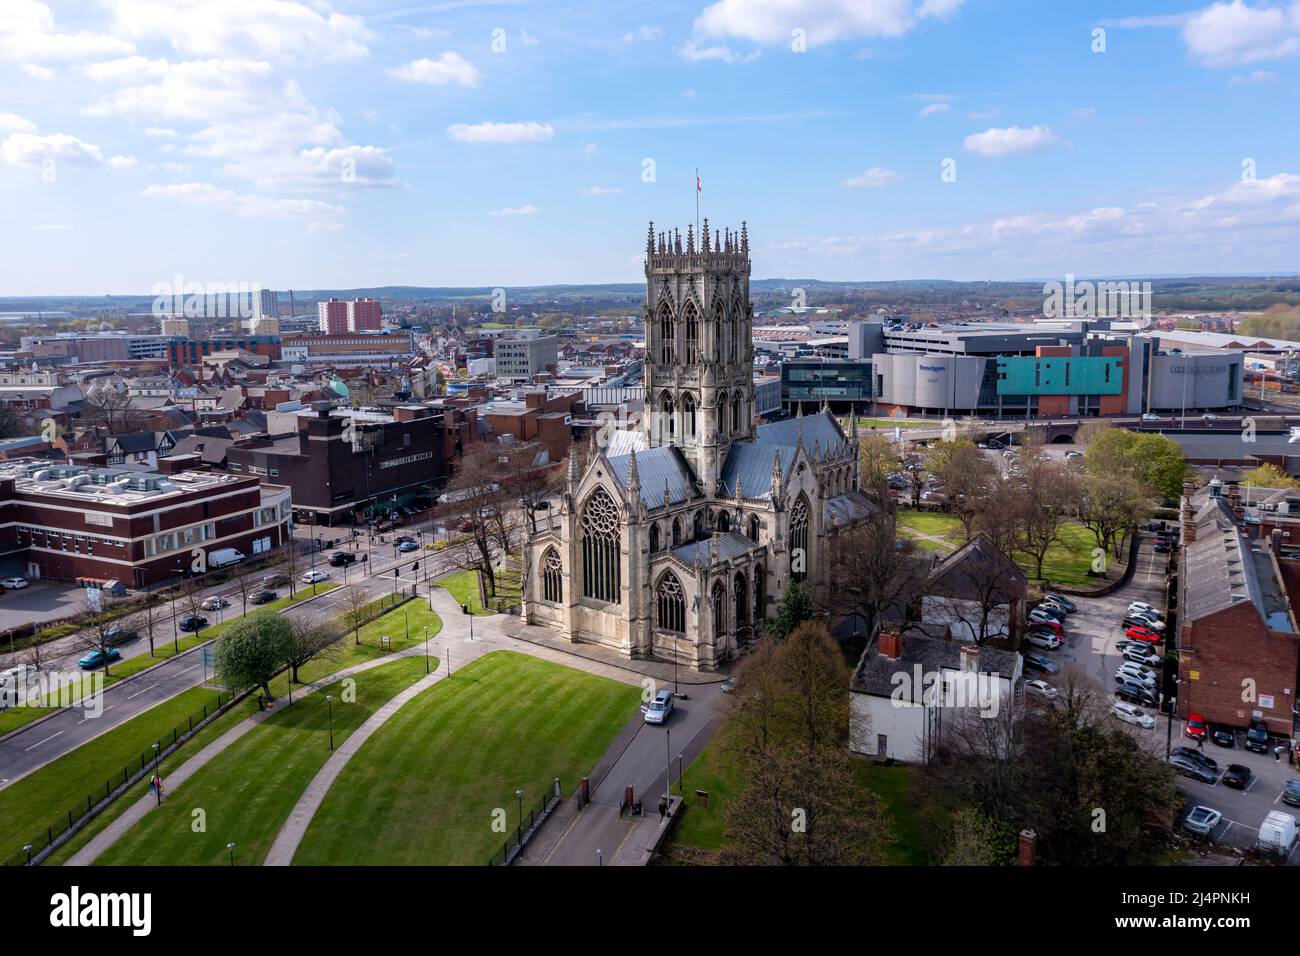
[696,173,702,192]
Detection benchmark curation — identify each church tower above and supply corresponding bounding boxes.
[642,219,755,493]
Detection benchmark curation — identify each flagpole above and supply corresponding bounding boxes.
[695,166,700,242]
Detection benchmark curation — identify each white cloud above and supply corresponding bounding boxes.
[624,25,664,43]
[447,121,554,144]
[580,185,623,196]
[1229,67,1277,83]
[677,39,760,62]
[104,0,370,62]
[691,0,965,49]
[0,0,134,62]
[918,102,949,117]
[0,113,37,134]
[82,57,287,122]
[390,52,480,87]
[144,127,178,138]
[963,125,1064,157]
[488,204,540,216]
[584,142,598,154]
[20,63,56,80]
[841,166,899,187]
[1182,1,1300,67]
[34,223,71,231]
[141,181,344,223]
[0,131,134,169]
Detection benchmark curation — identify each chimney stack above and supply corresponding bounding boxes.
[878,631,902,659]
[959,644,979,674]
[1017,829,1037,866]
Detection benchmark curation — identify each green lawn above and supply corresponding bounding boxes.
[855,417,933,429]
[96,656,431,866]
[1015,522,1100,588]
[896,508,963,540]
[292,651,640,865]
[669,741,938,864]
[434,569,495,615]
[0,705,56,736]
[0,685,229,861]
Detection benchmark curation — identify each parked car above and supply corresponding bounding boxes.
[1245,719,1271,754]
[1210,724,1236,748]
[1029,616,1064,637]
[1124,625,1161,644]
[1039,598,1073,618]
[1115,639,1150,655]
[1028,607,1063,626]
[104,625,137,647]
[1112,701,1155,729]
[78,648,121,669]
[302,570,330,584]
[2,576,28,589]
[1172,747,1218,773]
[1023,653,1059,675]
[1123,647,1162,667]
[1025,679,1058,700]
[719,677,736,693]
[1042,593,1077,613]
[643,689,674,725]
[1223,764,1253,789]
[261,573,290,588]
[1281,780,1300,808]
[1129,610,1166,631]
[328,551,357,567]
[201,596,230,611]
[178,614,208,632]
[1168,753,1219,784]
[1025,632,1062,651]
[250,590,277,605]
[1115,683,1157,707]
[1185,712,1208,740]
[1182,805,1222,836]
[1115,665,1157,689]
[1154,540,1171,554]
[1128,601,1161,617]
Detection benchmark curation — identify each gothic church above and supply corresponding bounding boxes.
[521,221,874,669]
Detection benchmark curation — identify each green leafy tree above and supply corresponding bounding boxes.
[1242,463,1300,489]
[768,582,813,641]
[213,612,293,700]
[1084,429,1189,500]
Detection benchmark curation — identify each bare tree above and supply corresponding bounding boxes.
[832,507,927,640]
[1018,458,1081,580]
[80,381,143,434]
[73,596,123,678]
[286,619,342,684]
[132,587,167,657]
[444,443,516,599]
[341,583,372,645]
[1079,472,1150,563]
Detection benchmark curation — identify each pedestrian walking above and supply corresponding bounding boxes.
[1275,744,1284,762]
[1197,734,1204,750]
[657,797,667,822]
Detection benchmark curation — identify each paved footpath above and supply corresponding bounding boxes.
[67,587,722,866]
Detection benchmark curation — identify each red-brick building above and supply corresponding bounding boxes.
[0,459,292,587]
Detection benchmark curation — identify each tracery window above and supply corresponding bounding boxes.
[684,302,699,364]
[790,494,810,583]
[659,308,675,365]
[656,572,685,634]
[581,488,621,603]
[542,548,563,603]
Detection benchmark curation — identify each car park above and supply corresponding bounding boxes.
[1182,806,1222,836]
[1029,605,1063,623]
[1128,601,1161,617]
[1222,764,1253,789]
[1028,615,1064,637]
[1042,593,1077,613]
[1129,610,1165,630]
[1210,724,1236,748]
[251,590,278,605]
[201,596,230,611]
[1023,653,1059,675]
[78,648,121,669]
[1122,647,1162,667]
[1185,712,1208,740]
[643,689,674,724]
[1116,664,1157,687]
[1168,753,1219,784]
[1115,672,1157,695]
[179,614,208,631]
[1039,598,1073,618]
[1025,679,1058,700]
[1281,780,1300,807]
[302,570,330,584]
[1171,746,1217,770]
[1115,639,1150,655]
[1112,701,1155,729]
[1245,719,1270,754]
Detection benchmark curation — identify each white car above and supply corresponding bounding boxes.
[1129,613,1165,632]
[1117,661,1157,683]
[2,577,29,589]
[1112,701,1155,729]
[301,570,330,584]
[1025,679,1058,700]
[1025,632,1061,651]
[1115,667,1158,690]
[1128,601,1160,618]
[201,596,230,611]
[1141,413,1161,421]
[643,689,674,724]
[1123,647,1161,667]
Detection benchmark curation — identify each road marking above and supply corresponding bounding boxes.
[177,663,199,675]
[126,684,158,700]
[23,730,62,752]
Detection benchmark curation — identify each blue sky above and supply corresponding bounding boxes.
[2,0,1299,294]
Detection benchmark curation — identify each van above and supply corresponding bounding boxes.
[208,547,245,569]
[1257,811,1297,856]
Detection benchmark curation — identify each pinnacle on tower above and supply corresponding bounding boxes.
[702,217,710,252]
[686,223,695,255]
[647,221,655,255]
[740,221,748,254]
[567,444,579,486]
[663,477,670,508]
[674,229,682,254]
[626,447,640,493]
[771,448,783,496]
[715,228,720,253]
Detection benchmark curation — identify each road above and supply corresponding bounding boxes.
[0,529,482,788]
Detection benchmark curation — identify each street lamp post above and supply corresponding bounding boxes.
[227,842,236,866]
[424,625,430,674]
[677,752,684,795]
[665,727,672,804]
[326,694,335,750]
[596,848,603,867]
[515,788,524,841]
[152,742,161,806]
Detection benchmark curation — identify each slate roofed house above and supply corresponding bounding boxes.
[920,535,1028,646]
[849,630,1023,763]
[105,431,160,468]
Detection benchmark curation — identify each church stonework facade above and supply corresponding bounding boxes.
[521,221,874,670]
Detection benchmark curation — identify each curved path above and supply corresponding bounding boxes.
[67,586,695,866]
